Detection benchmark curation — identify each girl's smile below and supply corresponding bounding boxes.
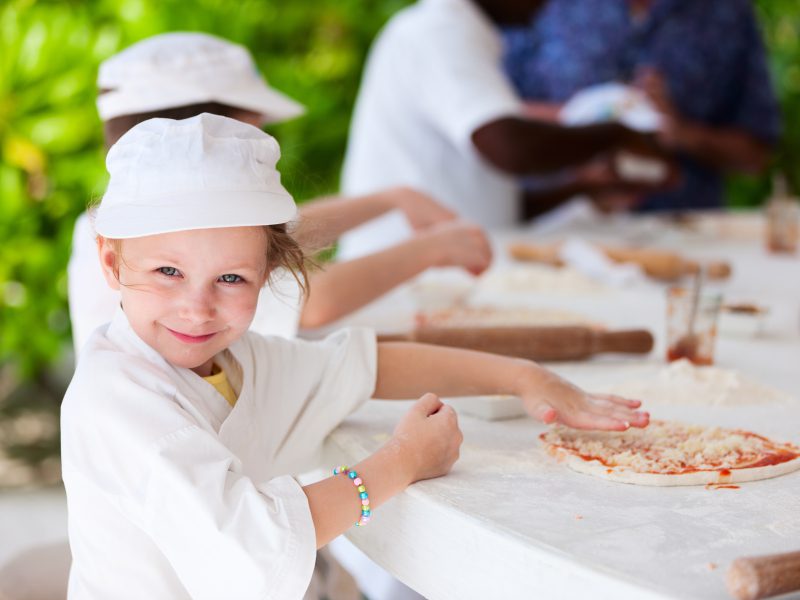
[165,327,219,344]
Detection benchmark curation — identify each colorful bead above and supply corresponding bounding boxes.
[334,465,372,527]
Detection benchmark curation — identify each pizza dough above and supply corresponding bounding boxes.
[416,306,600,329]
[540,420,800,486]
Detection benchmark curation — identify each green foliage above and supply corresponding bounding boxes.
[1,1,106,383]
[728,0,800,206]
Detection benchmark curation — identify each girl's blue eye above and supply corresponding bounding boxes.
[158,267,179,277]
[220,274,242,284]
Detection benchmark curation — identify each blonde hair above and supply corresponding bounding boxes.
[264,223,310,296]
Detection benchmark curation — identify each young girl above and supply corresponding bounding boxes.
[61,114,647,599]
[68,32,491,353]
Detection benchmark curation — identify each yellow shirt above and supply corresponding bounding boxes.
[203,363,238,407]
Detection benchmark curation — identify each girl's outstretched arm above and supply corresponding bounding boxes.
[374,342,649,431]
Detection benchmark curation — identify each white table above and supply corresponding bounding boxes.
[314,211,800,600]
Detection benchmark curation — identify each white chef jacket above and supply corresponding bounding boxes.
[68,213,303,355]
[337,0,524,259]
[61,308,377,600]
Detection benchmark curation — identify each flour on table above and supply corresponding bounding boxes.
[607,359,793,406]
[478,265,607,294]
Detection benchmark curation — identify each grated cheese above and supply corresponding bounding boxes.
[541,420,798,474]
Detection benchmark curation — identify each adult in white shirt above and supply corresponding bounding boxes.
[338,0,670,259]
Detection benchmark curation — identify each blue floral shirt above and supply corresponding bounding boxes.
[503,0,782,211]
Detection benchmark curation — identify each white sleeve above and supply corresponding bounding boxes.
[67,213,121,356]
[294,327,378,433]
[398,27,523,151]
[145,427,316,600]
[249,327,378,472]
[62,360,317,600]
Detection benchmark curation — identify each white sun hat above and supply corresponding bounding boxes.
[94,113,297,238]
[97,32,305,123]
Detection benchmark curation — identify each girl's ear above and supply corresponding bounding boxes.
[97,237,121,291]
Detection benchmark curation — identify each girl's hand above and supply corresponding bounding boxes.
[387,187,458,231]
[419,221,493,275]
[390,393,463,483]
[519,369,649,431]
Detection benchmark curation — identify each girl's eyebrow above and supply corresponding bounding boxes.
[142,256,185,266]
[219,263,265,274]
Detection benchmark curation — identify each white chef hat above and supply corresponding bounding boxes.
[97,32,305,123]
[94,113,297,239]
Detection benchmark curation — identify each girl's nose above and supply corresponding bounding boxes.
[177,286,216,322]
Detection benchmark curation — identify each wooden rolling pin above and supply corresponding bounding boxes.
[726,550,800,600]
[509,241,731,281]
[378,325,653,361]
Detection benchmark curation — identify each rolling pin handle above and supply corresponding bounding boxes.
[726,551,800,600]
[592,329,654,354]
[376,333,413,343]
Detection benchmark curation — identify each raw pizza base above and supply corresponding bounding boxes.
[540,420,800,487]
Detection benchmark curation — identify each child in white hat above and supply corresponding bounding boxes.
[68,32,490,354]
[61,114,648,599]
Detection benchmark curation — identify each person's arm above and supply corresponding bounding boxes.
[656,120,771,173]
[294,187,457,251]
[471,117,665,175]
[374,342,649,431]
[299,221,491,328]
[635,67,772,173]
[303,393,461,547]
[521,154,671,218]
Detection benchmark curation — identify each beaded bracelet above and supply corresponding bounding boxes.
[333,465,371,526]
